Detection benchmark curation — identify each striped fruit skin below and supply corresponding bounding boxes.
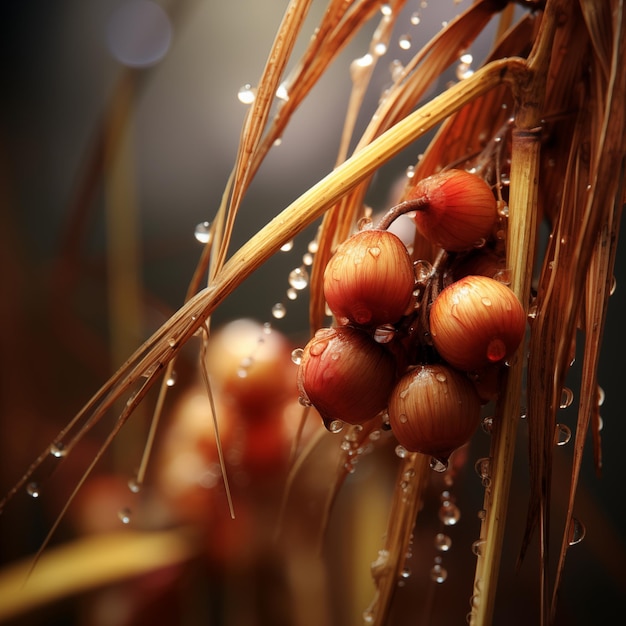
[407,169,497,252]
[388,364,482,460]
[429,275,526,372]
[297,326,397,426]
[323,229,415,327]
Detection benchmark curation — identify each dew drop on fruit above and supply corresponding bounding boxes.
[291,348,304,365]
[271,303,286,319]
[374,324,396,343]
[486,338,506,363]
[194,221,211,243]
[288,266,309,290]
[568,517,586,545]
[413,260,433,282]
[118,507,132,524]
[435,532,452,552]
[26,482,41,498]
[324,418,344,433]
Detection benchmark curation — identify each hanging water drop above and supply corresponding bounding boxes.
[49,441,67,459]
[555,423,572,446]
[271,303,287,319]
[166,370,177,387]
[237,83,256,104]
[560,387,574,409]
[430,457,448,472]
[128,478,142,494]
[395,445,408,459]
[26,482,41,498]
[288,266,309,290]
[398,34,412,50]
[568,517,586,545]
[324,418,344,433]
[472,539,485,556]
[118,507,132,524]
[280,239,294,252]
[430,562,448,583]
[373,324,396,344]
[439,501,461,526]
[194,221,211,243]
[435,532,452,552]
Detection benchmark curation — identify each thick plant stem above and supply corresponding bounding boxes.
[469,129,541,626]
[470,1,563,623]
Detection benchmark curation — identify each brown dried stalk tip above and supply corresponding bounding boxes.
[388,363,482,462]
[323,229,415,327]
[296,325,397,427]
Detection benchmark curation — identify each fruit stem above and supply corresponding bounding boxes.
[376,197,428,231]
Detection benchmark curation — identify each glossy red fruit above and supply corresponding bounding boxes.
[388,364,481,461]
[323,229,415,327]
[406,169,497,251]
[297,325,397,426]
[429,275,526,372]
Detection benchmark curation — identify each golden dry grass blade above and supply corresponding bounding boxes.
[365,453,430,626]
[0,529,197,622]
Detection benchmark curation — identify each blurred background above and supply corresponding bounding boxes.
[1,1,625,624]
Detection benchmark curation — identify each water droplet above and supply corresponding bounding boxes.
[288,266,309,290]
[560,387,574,409]
[302,253,313,266]
[363,610,375,625]
[380,4,392,16]
[26,482,40,498]
[357,216,373,230]
[280,239,294,252]
[398,34,412,50]
[597,386,605,406]
[430,563,448,583]
[271,303,286,319]
[481,297,492,307]
[555,423,572,446]
[237,83,256,104]
[474,457,491,487]
[324,418,344,433]
[413,260,433,283]
[194,221,211,243]
[395,445,408,459]
[373,41,387,56]
[374,324,396,343]
[166,370,177,387]
[49,441,67,458]
[286,287,298,301]
[472,539,485,556]
[128,478,142,494]
[439,502,461,526]
[610,275,617,295]
[481,416,494,434]
[291,348,304,365]
[435,533,452,552]
[486,338,506,363]
[568,517,586,545]
[276,82,289,101]
[167,337,176,347]
[430,457,448,472]
[435,372,447,383]
[118,507,132,524]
